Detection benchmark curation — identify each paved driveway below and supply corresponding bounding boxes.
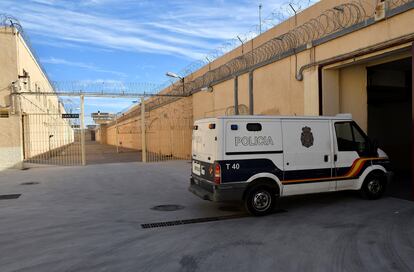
[0,161,413,271]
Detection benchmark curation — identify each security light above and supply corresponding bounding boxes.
[166,72,183,80]
[201,86,213,92]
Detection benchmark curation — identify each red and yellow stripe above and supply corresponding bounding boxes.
[282,157,387,184]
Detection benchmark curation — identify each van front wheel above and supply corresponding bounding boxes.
[244,186,276,216]
[360,172,386,200]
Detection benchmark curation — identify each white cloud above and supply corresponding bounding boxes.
[0,0,302,60]
[41,57,126,77]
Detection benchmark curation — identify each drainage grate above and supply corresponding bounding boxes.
[21,182,40,185]
[0,194,21,200]
[141,214,247,229]
[151,205,185,211]
[141,209,287,229]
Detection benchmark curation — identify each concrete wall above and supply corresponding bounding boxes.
[100,96,193,159]
[0,27,74,170]
[0,116,22,169]
[106,117,141,150]
[0,28,17,108]
[0,27,20,170]
[323,50,412,132]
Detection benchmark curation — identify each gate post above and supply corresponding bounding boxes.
[411,43,414,200]
[115,113,119,153]
[80,95,86,166]
[249,71,254,115]
[141,96,147,162]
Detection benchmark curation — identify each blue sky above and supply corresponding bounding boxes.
[0,0,314,124]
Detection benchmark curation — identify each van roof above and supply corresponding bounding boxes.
[196,114,353,122]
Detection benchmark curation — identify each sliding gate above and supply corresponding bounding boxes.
[145,117,192,162]
[22,113,82,165]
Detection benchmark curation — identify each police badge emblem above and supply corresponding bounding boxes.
[301,126,314,148]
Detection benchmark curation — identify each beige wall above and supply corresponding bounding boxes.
[0,28,20,170]
[0,28,17,108]
[16,30,58,114]
[253,56,305,116]
[322,49,412,132]
[0,116,22,169]
[0,28,73,170]
[339,65,367,131]
[106,117,141,150]
[102,96,193,159]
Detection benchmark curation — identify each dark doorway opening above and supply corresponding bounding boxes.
[90,130,96,141]
[367,57,412,200]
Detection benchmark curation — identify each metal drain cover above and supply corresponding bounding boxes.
[141,214,246,229]
[21,182,40,185]
[151,205,185,211]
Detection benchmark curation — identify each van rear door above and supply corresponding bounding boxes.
[192,119,218,181]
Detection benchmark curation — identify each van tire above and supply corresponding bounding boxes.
[360,171,386,200]
[244,186,276,216]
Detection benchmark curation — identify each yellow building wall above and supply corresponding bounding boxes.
[0,27,17,108]
[253,56,305,115]
[0,116,22,169]
[106,118,141,150]
[0,28,74,170]
[339,65,368,131]
[15,33,74,159]
[103,96,193,159]
[0,27,21,170]
[238,73,250,113]
[323,50,412,132]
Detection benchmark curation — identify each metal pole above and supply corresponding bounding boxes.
[234,76,239,115]
[80,95,86,165]
[259,3,262,34]
[141,96,146,162]
[115,113,119,153]
[249,71,254,115]
[411,42,414,200]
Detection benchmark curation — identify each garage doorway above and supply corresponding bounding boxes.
[367,57,412,199]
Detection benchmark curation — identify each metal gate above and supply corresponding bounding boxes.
[145,117,192,162]
[22,113,82,165]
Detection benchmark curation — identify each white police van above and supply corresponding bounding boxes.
[189,114,392,216]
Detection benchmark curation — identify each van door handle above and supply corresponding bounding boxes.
[334,154,338,162]
[324,155,329,162]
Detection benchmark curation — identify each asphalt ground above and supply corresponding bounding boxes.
[0,161,413,272]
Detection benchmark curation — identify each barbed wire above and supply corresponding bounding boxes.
[0,13,56,87]
[160,0,411,96]
[173,0,318,79]
[51,81,160,94]
[141,0,413,112]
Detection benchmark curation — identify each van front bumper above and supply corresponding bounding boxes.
[189,176,247,202]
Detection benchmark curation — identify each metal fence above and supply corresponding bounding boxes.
[23,113,82,165]
[145,117,192,162]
